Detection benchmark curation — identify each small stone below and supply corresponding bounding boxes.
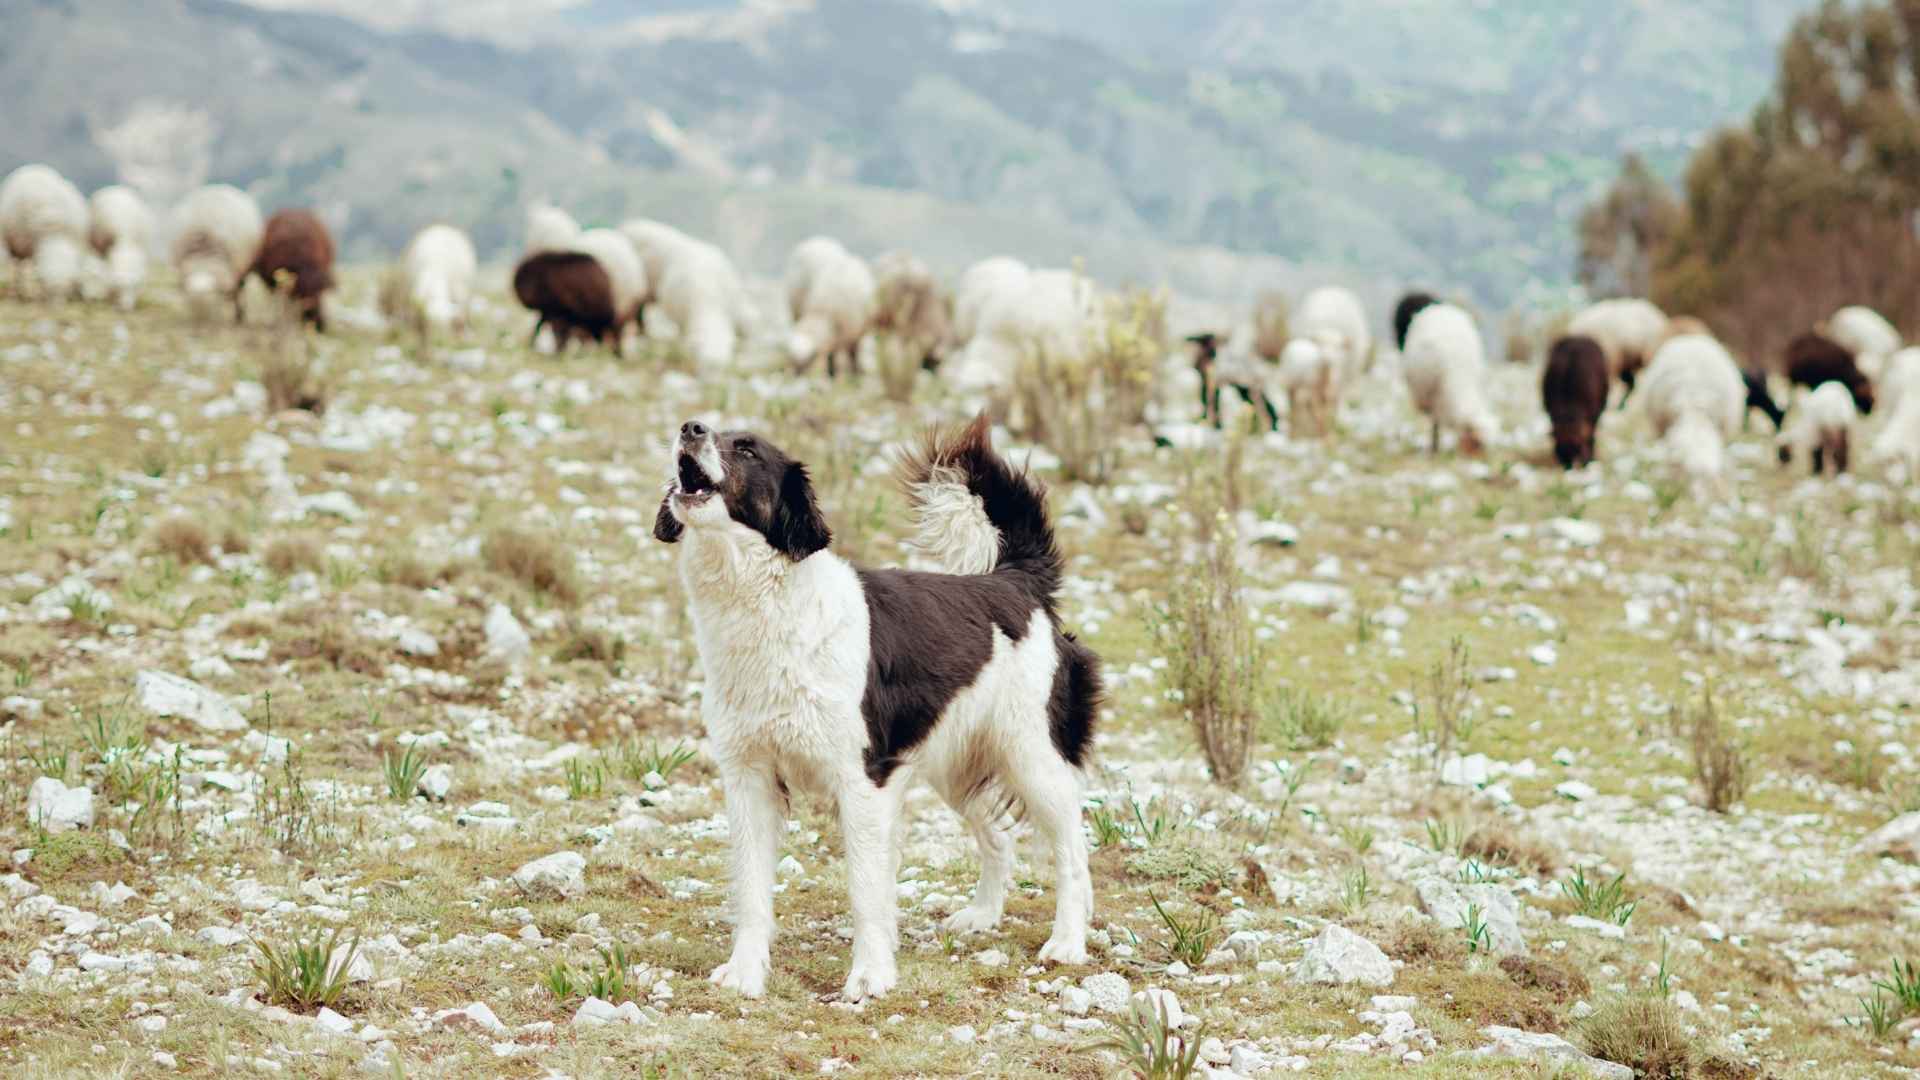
[432,1002,506,1035]
[1059,986,1092,1016]
[152,1051,178,1068]
[573,997,619,1027]
[396,628,439,658]
[134,1015,167,1034]
[314,1007,354,1035]
[134,670,248,732]
[417,764,453,801]
[511,852,586,899]
[1292,924,1394,988]
[945,1024,976,1044]
[198,926,248,947]
[972,948,1009,968]
[27,777,94,833]
[1132,988,1184,1028]
[1555,781,1597,802]
[1548,518,1604,547]
[1475,1025,1631,1080]
[777,855,804,878]
[1857,812,1920,864]
[1081,972,1132,1014]
[484,604,531,662]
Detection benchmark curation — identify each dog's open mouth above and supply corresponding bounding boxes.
[676,453,716,502]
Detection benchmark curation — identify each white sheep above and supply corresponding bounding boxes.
[1401,302,1497,454]
[1866,347,1920,480]
[944,265,1095,403]
[1292,286,1372,380]
[785,236,876,377]
[657,238,749,370]
[1823,305,1902,381]
[1776,380,1860,475]
[1,164,89,300]
[953,256,1029,347]
[617,218,694,300]
[568,227,646,332]
[1567,297,1669,393]
[1635,333,1746,486]
[1276,337,1339,437]
[86,185,153,311]
[169,183,263,320]
[402,224,477,338]
[525,201,580,255]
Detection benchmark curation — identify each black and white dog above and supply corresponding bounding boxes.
[652,414,1101,1002]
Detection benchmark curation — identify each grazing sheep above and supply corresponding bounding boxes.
[1823,305,1901,381]
[86,185,153,311]
[953,256,1029,347]
[944,264,1094,407]
[1741,368,1786,431]
[1567,298,1669,399]
[401,224,477,339]
[655,238,748,370]
[1392,291,1440,351]
[1250,289,1291,362]
[525,201,580,256]
[1542,335,1609,469]
[1636,333,1746,486]
[170,184,263,321]
[1401,302,1497,454]
[1785,332,1874,415]
[1293,286,1371,379]
[246,209,335,330]
[1186,330,1277,431]
[513,251,620,355]
[1867,348,1920,479]
[1277,336,1341,437]
[617,218,693,299]
[0,164,89,300]
[872,251,952,369]
[785,236,876,377]
[1776,381,1859,474]
[569,228,646,338]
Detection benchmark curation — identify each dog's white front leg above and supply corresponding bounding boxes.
[836,777,903,1002]
[710,763,781,998]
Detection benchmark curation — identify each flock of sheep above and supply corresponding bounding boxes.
[4,158,1917,487]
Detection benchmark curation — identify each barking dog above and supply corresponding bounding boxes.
[652,414,1102,1002]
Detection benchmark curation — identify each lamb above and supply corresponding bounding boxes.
[1541,334,1609,469]
[1186,330,1277,431]
[1392,291,1440,351]
[400,224,477,339]
[1635,333,1747,486]
[86,185,153,311]
[785,236,876,377]
[1567,297,1669,399]
[1866,348,1920,479]
[513,252,620,355]
[568,228,646,342]
[872,251,952,370]
[525,201,580,255]
[169,184,263,320]
[1292,286,1371,379]
[1740,368,1786,431]
[245,209,335,330]
[1401,302,1497,454]
[1776,381,1859,474]
[1823,305,1900,381]
[1785,332,1874,415]
[0,164,89,300]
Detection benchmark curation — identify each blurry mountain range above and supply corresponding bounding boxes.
[0,0,1813,308]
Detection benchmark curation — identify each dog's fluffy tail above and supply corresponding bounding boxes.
[896,413,1063,594]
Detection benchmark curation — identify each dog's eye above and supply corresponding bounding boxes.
[735,445,757,460]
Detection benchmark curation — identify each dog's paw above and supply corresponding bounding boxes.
[1038,935,1089,966]
[839,958,898,1003]
[941,904,1001,935]
[709,954,770,998]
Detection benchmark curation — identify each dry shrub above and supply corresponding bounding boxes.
[148,516,214,565]
[1499,955,1591,1004]
[263,535,323,577]
[1462,819,1560,877]
[1251,289,1290,361]
[1574,996,1704,1080]
[482,526,581,606]
[1013,285,1164,484]
[554,620,626,667]
[871,254,950,383]
[1685,685,1748,813]
[375,552,439,591]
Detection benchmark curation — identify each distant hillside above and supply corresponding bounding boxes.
[0,0,1817,309]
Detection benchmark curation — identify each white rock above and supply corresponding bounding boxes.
[1081,972,1132,1014]
[135,670,247,732]
[1275,581,1351,612]
[433,1002,507,1035]
[1415,878,1527,956]
[0,695,43,720]
[1132,987,1184,1028]
[1293,925,1394,987]
[1857,813,1920,864]
[1528,643,1558,666]
[972,948,1009,968]
[153,1051,177,1068]
[1547,518,1604,547]
[188,655,236,682]
[396,628,439,658]
[945,1025,976,1044]
[198,926,248,947]
[1059,986,1092,1016]
[484,604,531,662]
[572,997,620,1027]
[1475,1026,1631,1080]
[27,777,94,833]
[511,851,585,899]
[777,854,804,878]
[135,1015,167,1034]
[1439,753,1491,788]
[417,764,453,801]
[1555,781,1597,802]
[314,1007,355,1035]
[1564,915,1627,940]
[78,951,133,972]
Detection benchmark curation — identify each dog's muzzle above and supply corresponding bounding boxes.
[674,420,722,504]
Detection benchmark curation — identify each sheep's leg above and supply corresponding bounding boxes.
[1430,419,1441,454]
[1262,393,1280,433]
[1812,446,1825,475]
[1208,386,1224,429]
[826,350,838,379]
[528,317,545,350]
[1834,434,1849,473]
[1616,368,1637,411]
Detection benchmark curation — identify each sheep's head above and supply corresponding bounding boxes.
[1184,332,1221,369]
[1552,420,1594,470]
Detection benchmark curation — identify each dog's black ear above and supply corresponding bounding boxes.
[773,462,831,560]
[652,492,683,544]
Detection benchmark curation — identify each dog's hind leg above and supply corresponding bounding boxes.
[837,775,907,1002]
[1006,746,1091,966]
[709,764,781,998]
[937,791,1013,935]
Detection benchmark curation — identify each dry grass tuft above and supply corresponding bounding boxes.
[263,535,323,577]
[148,516,216,565]
[375,551,439,590]
[1685,685,1748,813]
[1013,285,1164,484]
[1463,819,1560,877]
[1574,996,1703,1079]
[482,526,581,605]
[1499,954,1591,1003]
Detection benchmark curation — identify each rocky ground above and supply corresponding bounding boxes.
[1,277,1917,1079]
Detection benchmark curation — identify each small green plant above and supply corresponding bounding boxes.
[1461,901,1492,953]
[610,738,698,785]
[1269,760,1312,827]
[1457,859,1495,884]
[1412,636,1474,771]
[1089,994,1206,1079]
[1265,686,1349,751]
[1149,503,1261,786]
[564,756,607,800]
[1129,795,1184,847]
[1853,990,1899,1040]
[1149,893,1220,968]
[1473,498,1501,521]
[381,744,431,801]
[1561,866,1638,926]
[1338,821,1374,854]
[1652,936,1675,998]
[1872,958,1920,1013]
[1684,684,1747,813]
[544,961,578,1001]
[1088,801,1133,849]
[252,926,361,1011]
[586,943,632,1001]
[1339,864,1372,914]
[1423,817,1466,855]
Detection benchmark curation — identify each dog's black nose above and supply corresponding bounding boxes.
[682,420,708,441]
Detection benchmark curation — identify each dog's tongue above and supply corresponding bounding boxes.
[678,453,713,493]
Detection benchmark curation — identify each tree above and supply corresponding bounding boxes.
[1576,154,1682,300]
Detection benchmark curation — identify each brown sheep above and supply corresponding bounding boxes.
[1186,332,1279,431]
[513,252,622,357]
[245,209,335,330]
[1542,335,1608,469]
[871,252,952,370]
[1785,332,1875,415]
